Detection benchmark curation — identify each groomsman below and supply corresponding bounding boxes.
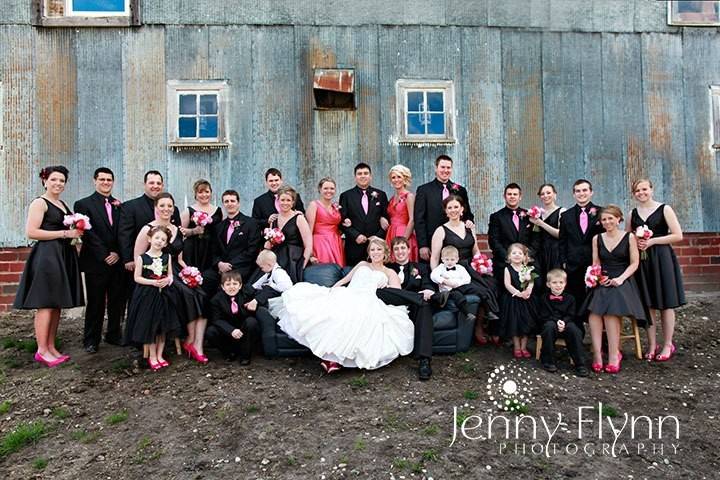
[559,179,603,314]
[251,168,305,227]
[414,155,474,262]
[73,167,124,352]
[488,183,540,281]
[118,170,181,272]
[339,163,389,266]
[203,190,263,296]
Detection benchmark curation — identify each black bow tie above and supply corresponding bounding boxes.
[446,266,456,271]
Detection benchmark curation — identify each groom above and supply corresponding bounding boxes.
[339,163,389,266]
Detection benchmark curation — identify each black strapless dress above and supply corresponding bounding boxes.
[271,214,306,283]
[166,231,205,328]
[182,206,222,271]
[13,198,84,309]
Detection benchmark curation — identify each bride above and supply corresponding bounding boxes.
[269,237,414,372]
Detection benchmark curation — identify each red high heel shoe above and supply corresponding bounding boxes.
[655,344,676,362]
[147,359,162,371]
[158,359,170,368]
[34,352,64,368]
[604,352,623,374]
[513,350,523,359]
[644,345,659,361]
[591,362,603,373]
[474,334,489,346]
[521,349,532,359]
[182,342,195,358]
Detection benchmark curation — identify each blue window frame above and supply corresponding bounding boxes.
[178,93,219,139]
[167,80,229,148]
[68,0,130,16]
[396,80,456,144]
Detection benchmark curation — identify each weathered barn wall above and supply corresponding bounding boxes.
[1,0,719,246]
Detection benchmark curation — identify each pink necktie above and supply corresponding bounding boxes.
[105,198,113,226]
[579,208,589,234]
[361,190,369,214]
[442,184,449,200]
[230,296,238,314]
[512,210,520,231]
[274,194,280,212]
[226,221,235,244]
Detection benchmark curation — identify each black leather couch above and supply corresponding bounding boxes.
[256,263,479,358]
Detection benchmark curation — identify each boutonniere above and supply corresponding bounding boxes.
[518,210,527,218]
[450,183,461,193]
[370,191,379,199]
[230,220,241,229]
[410,267,420,278]
[588,207,597,216]
[111,199,121,207]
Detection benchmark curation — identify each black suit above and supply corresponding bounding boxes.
[379,261,435,360]
[414,179,475,251]
[73,192,125,347]
[488,206,540,279]
[339,186,389,266]
[203,212,263,297]
[118,194,181,264]
[251,190,305,227]
[537,293,584,366]
[558,203,604,309]
[205,290,258,360]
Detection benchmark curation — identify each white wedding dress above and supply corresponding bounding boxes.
[268,266,414,369]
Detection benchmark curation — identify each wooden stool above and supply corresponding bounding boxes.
[535,336,567,361]
[620,317,643,360]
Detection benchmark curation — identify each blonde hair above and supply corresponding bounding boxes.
[440,245,459,259]
[257,249,277,264]
[507,242,532,263]
[546,268,567,282]
[600,204,624,222]
[631,178,653,194]
[367,236,390,262]
[193,179,212,196]
[276,185,297,206]
[388,164,412,187]
[317,177,336,192]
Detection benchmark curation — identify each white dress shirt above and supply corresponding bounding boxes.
[430,263,471,292]
[252,264,293,293]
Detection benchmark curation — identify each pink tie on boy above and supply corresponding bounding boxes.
[105,198,113,226]
[230,296,239,314]
[361,190,369,214]
[579,207,589,234]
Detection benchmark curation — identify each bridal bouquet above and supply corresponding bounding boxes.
[527,205,545,232]
[263,227,285,246]
[179,266,203,288]
[470,253,493,276]
[63,213,92,245]
[635,225,654,260]
[518,265,538,290]
[191,210,213,227]
[584,264,607,288]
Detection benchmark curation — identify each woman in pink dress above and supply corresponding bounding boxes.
[386,165,418,262]
[306,177,345,266]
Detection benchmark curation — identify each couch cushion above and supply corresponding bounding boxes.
[303,263,344,287]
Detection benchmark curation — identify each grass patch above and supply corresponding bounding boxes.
[286,456,298,466]
[245,405,259,414]
[422,424,439,436]
[3,357,23,369]
[70,429,100,444]
[0,338,37,353]
[0,421,45,458]
[105,410,128,426]
[599,404,619,418]
[32,458,48,470]
[463,390,479,400]
[349,375,368,389]
[110,358,131,374]
[421,449,438,462]
[392,458,411,470]
[411,462,424,474]
[133,436,162,465]
[505,399,530,415]
[0,400,11,415]
[354,438,366,451]
[455,409,470,427]
[52,407,70,420]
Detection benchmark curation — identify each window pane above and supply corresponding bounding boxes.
[179,117,197,138]
[200,95,218,115]
[427,114,445,135]
[427,92,444,112]
[407,113,425,135]
[179,94,197,115]
[72,0,126,12]
[199,116,218,138]
[407,91,423,112]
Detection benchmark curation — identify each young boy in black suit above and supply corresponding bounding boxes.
[537,269,588,377]
[206,271,259,365]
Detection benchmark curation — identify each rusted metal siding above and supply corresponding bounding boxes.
[1,9,718,245]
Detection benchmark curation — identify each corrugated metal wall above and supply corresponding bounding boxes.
[1,0,719,246]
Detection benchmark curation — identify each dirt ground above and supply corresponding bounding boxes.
[0,294,719,480]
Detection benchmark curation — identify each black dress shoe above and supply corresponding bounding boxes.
[104,337,124,347]
[238,358,251,366]
[430,291,450,308]
[84,345,98,354]
[575,366,589,377]
[486,311,500,321]
[542,362,558,373]
[418,358,432,381]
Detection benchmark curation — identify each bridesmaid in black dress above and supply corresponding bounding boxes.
[586,206,647,374]
[264,186,313,283]
[528,183,564,278]
[133,193,208,363]
[430,195,499,343]
[180,179,222,271]
[13,166,84,367]
[630,179,685,362]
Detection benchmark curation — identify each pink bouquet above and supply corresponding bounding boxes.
[527,205,545,232]
[584,264,608,288]
[470,253,493,276]
[63,213,92,245]
[519,265,538,290]
[263,227,285,246]
[635,225,654,260]
[179,266,203,288]
[191,210,213,227]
